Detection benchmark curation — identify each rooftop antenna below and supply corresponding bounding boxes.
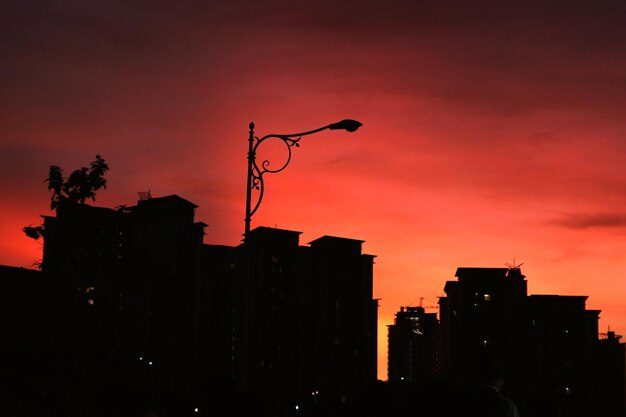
[505,258,523,270]
[414,296,438,310]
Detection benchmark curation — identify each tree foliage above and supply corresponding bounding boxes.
[48,155,109,210]
[23,155,109,241]
[22,225,45,240]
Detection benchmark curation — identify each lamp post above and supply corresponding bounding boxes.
[244,119,362,241]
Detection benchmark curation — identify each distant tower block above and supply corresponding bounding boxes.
[388,305,439,382]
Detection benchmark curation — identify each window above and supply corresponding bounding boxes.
[86,287,95,305]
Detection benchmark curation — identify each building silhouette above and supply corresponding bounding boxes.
[594,330,626,417]
[4,191,625,416]
[387,306,438,383]
[3,193,377,416]
[203,226,378,415]
[0,265,56,413]
[435,266,624,417]
[526,294,600,416]
[386,266,625,417]
[35,194,207,413]
[439,267,530,387]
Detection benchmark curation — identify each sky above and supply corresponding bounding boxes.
[2,0,626,380]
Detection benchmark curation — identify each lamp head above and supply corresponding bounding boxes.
[328,119,362,132]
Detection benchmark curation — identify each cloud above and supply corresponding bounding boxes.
[549,212,626,229]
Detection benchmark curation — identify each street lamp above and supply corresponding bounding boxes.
[244,119,362,240]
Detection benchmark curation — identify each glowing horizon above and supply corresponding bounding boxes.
[2,1,626,380]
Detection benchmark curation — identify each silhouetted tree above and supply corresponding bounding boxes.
[23,155,109,241]
[22,225,45,240]
[51,154,109,209]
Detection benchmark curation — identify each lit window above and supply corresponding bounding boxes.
[565,387,571,395]
[484,294,491,301]
[483,340,490,348]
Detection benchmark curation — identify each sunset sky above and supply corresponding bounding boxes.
[2,1,626,380]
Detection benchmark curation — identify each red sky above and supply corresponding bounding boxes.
[2,1,626,380]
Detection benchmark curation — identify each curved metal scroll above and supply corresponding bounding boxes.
[244,120,361,239]
[248,134,302,219]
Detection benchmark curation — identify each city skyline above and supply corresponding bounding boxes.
[3,1,626,381]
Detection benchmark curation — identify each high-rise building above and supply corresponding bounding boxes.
[526,295,600,416]
[27,195,378,415]
[593,330,625,417]
[38,194,208,408]
[203,226,378,413]
[438,266,621,417]
[387,306,438,383]
[439,267,529,391]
